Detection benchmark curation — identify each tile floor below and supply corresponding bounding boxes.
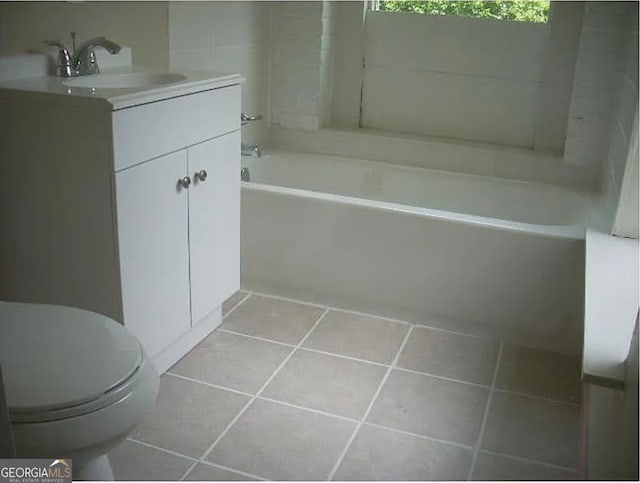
[109,290,582,481]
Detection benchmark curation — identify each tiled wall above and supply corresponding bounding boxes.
[268,1,334,131]
[565,1,638,235]
[606,2,638,238]
[0,1,169,68]
[564,2,636,174]
[269,3,584,156]
[168,1,269,144]
[360,12,548,148]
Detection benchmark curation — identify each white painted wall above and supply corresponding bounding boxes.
[168,1,269,145]
[0,1,169,67]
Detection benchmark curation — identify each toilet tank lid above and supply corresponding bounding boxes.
[0,302,142,414]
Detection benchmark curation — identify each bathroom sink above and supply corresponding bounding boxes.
[63,72,187,89]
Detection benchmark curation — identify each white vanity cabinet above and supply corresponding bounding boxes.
[0,76,243,375]
[115,132,240,363]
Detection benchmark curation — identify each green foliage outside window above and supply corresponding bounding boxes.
[378,0,551,23]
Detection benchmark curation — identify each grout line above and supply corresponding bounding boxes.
[216,327,298,348]
[296,346,390,368]
[191,459,270,481]
[164,372,256,398]
[248,288,500,340]
[362,421,475,451]
[125,432,266,481]
[492,388,582,408]
[177,316,579,413]
[479,449,580,473]
[221,291,252,320]
[179,460,199,481]
[411,321,499,341]
[246,289,327,311]
[211,329,492,389]
[126,437,197,462]
[467,343,503,481]
[326,325,415,481]
[257,396,361,424]
[177,308,331,480]
[394,366,491,389]
[248,289,409,326]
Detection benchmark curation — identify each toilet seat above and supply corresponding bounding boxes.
[0,302,144,423]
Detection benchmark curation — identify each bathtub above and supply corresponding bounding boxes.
[241,149,591,355]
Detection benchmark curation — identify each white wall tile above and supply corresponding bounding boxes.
[364,11,548,81]
[564,134,609,169]
[271,111,319,131]
[168,1,269,144]
[564,0,636,197]
[610,122,631,190]
[574,50,626,87]
[268,1,330,131]
[583,3,633,32]
[566,117,610,141]
[570,95,619,122]
[361,66,539,148]
[579,29,630,53]
[169,3,212,52]
[617,76,639,140]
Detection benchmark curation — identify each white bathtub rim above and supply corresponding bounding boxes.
[242,181,586,240]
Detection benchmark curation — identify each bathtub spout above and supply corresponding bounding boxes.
[241,142,262,158]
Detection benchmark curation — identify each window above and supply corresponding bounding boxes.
[374,0,550,24]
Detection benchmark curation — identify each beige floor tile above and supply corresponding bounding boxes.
[131,375,250,457]
[170,330,292,393]
[302,310,409,364]
[496,345,581,403]
[367,369,489,446]
[185,463,257,481]
[397,327,499,385]
[481,392,580,468]
[109,440,193,481]
[222,291,249,316]
[334,424,473,481]
[220,294,325,344]
[471,451,578,480]
[207,399,356,481]
[262,349,387,419]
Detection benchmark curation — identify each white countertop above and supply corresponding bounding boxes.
[0,65,244,110]
[583,227,639,388]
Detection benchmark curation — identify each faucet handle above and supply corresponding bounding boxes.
[241,113,263,125]
[43,40,74,78]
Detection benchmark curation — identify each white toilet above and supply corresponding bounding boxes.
[0,301,159,480]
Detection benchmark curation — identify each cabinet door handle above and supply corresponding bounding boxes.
[195,170,208,182]
[178,176,191,189]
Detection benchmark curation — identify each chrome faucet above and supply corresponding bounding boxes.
[240,113,263,157]
[44,34,121,77]
[74,37,121,75]
[241,142,262,158]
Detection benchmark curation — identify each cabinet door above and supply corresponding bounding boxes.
[114,151,192,358]
[188,132,240,323]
